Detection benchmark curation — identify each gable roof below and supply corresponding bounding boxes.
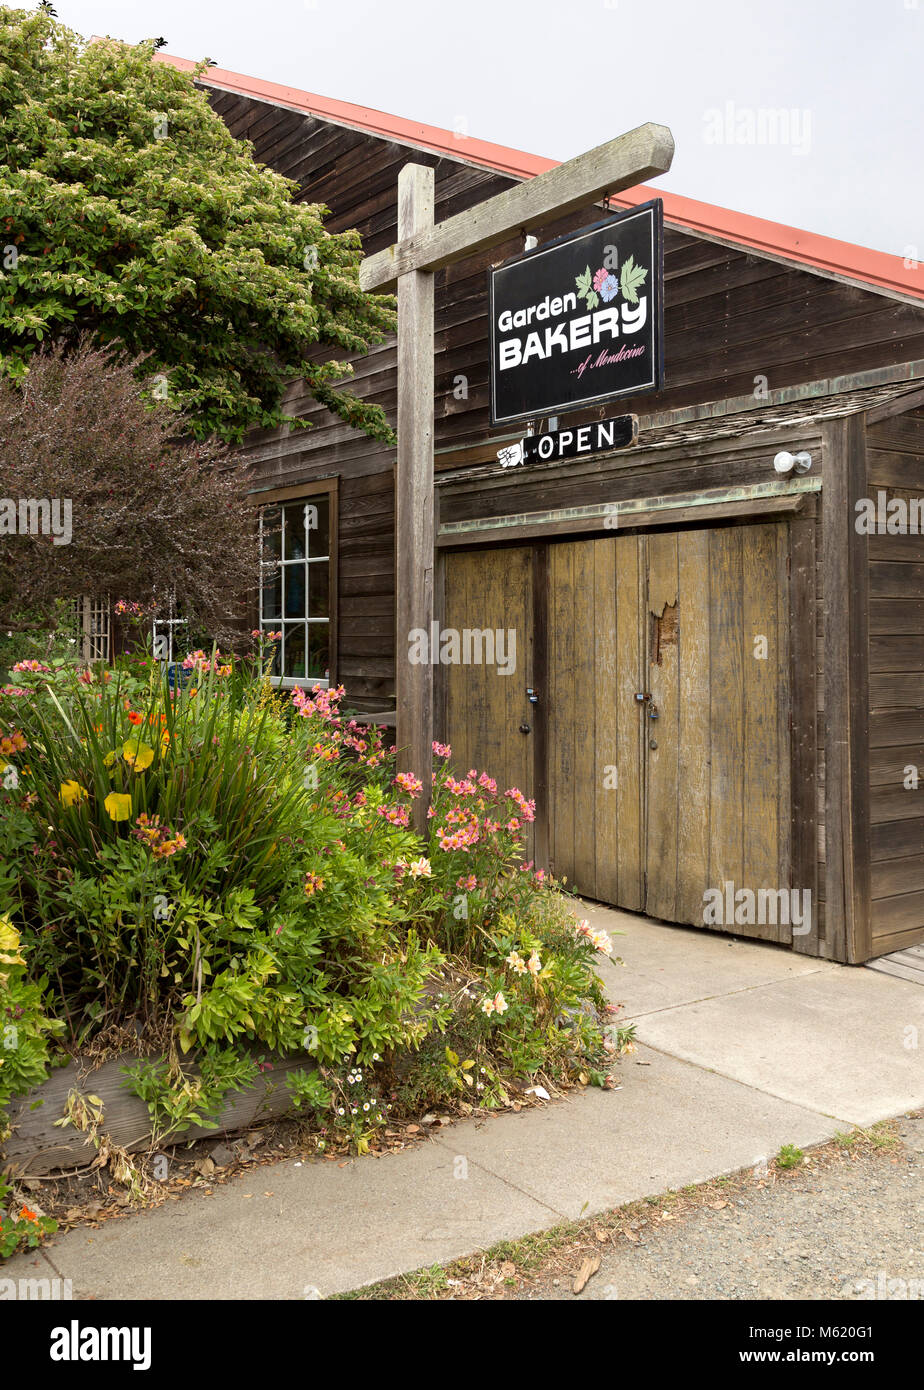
[157,51,922,306]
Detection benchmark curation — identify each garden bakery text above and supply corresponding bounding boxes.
[497,292,648,369]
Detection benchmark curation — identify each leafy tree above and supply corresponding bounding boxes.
[0,6,396,443]
[0,338,262,640]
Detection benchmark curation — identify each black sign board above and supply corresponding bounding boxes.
[489,200,663,426]
[498,413,637,470]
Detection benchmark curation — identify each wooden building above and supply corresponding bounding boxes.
[161,54,924,966]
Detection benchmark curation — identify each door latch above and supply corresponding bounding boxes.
[526,687,539,705]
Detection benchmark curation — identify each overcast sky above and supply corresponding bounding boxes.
[51,0,922,258]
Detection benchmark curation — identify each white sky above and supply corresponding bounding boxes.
[47,0,923,258]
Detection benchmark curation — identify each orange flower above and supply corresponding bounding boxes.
[127,711,143,726]
[19,1206,38,1222]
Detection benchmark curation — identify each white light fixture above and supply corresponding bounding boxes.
[773,450,813,475]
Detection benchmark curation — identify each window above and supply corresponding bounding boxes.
[75,597,111,663]
[258,484,336,687]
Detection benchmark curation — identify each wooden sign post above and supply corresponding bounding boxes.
[360,124,674,829]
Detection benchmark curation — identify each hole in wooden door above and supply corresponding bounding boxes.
[650,600,678,666]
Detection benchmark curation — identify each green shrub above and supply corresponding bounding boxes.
[0,916,63,1143]
[0,649,620,1173]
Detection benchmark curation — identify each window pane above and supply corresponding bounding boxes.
[262,576,281,621]
[307,496,330,557]
[307,625,329,681]
[283,623,306,678]
[283,564,305,619]
[284,504,307,561]
[262,507,282,563]
[308,561,329,618]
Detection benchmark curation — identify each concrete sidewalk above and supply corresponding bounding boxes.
[7,908,924,1299]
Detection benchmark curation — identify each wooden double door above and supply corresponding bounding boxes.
[444,522,792,941]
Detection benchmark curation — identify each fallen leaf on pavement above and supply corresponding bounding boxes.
[573,1254,601,1294]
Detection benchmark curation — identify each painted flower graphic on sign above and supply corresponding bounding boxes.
[575,264,600,310]
[576,257,646,310]
[597,270,620,302]
[619,253,648,304]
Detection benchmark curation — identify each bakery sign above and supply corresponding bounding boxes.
[489,200,663,426]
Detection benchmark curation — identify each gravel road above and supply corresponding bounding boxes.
[523,1115,924,1301]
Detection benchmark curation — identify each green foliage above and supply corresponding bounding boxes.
[0,658,621,1167]
[121,1046,259,1144]
[0,7,396,442]
[0,1172,57,1257]
[775,1143,804,1170]
[0,916,63,1142]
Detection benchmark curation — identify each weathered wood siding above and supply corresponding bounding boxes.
[866,407,924,955]
[207,88,924,713]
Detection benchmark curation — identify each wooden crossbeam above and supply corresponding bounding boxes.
[360,122,674,293]
[366,123,674,823]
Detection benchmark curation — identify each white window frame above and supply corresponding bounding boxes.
[257,483,335,690]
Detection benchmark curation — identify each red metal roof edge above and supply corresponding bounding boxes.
[155,51,922,303]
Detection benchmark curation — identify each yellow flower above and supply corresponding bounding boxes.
[104,791,132,822]
[58,780,89,808]
[103,749,118,767]
[0,915,25,972]
[122,738,155,771]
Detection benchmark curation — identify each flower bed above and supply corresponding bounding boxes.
[0,645,630,1254]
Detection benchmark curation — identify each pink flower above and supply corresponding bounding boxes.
[394,771,423,797]
[432,741,452,757]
